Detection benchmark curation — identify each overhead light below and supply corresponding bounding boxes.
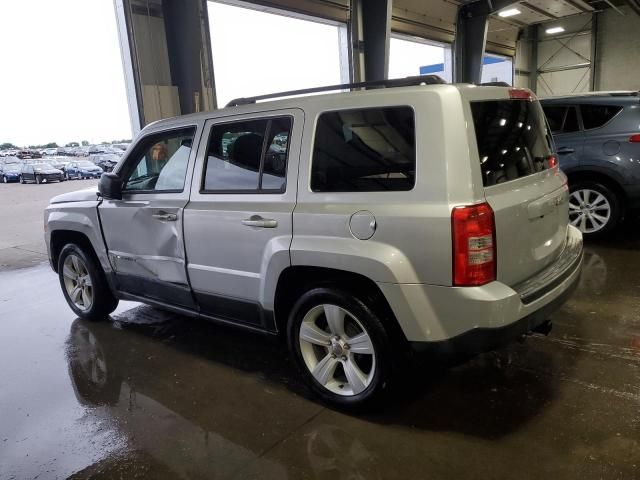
[546,26,565,34]
[498,8,521,17]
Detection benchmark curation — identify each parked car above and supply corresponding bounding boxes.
[45,79,583,407]
[17,149,42,160]
[541,92,640,238]
[46,157,70,171]
[0,155,21,167]
[1,162,22,183]
[21,162,63,184]
[64,160,103,179]
[112,143,130,151]
[88,145,106,155]
[90,154,120,172]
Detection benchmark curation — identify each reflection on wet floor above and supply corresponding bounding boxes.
[1,221,639,479]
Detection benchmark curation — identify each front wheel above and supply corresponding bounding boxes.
[287,287,396,408]
[58,244,119,320]
[569,181,622,238]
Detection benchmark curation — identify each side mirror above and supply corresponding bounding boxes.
[98,172,123,200]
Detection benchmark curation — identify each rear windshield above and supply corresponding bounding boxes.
[471,100,554,187]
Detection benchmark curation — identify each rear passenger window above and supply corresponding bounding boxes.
[580,105,622,130]
[563,107,579,132]
[543,106,565,133]
[203,117,292,192]
[542,106,579,134]
[311,107,415,192]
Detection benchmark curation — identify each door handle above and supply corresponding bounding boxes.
[242,216,278,228]
[556,147,575,155]
[152,212,178,222]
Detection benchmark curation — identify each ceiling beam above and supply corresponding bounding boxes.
[520,1,559,19]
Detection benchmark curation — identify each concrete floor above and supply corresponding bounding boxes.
[0,182,639,479]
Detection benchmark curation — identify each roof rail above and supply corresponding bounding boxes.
[479,81,511,87]
[225,75,447,107]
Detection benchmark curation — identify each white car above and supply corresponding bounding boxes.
[45,77,583,407]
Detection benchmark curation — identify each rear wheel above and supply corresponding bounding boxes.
[569,181,621,238]
[58,244,119,320]
[288,287,396,408]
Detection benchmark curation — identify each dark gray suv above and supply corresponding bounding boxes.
[541,92,640,238]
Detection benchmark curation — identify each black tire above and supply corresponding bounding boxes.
[569,180,622,239]
[35,175,41,185]
[287,287,398,409]
[58,243,119,321]
[2,175,6,184]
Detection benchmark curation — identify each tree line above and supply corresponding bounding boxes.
[1,139,132,150]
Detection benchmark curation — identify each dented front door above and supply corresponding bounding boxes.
[98,126,199,309]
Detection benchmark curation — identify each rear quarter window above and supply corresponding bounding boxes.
[580,104,623,130]
[471,100,554,187]
[311,107,415,192]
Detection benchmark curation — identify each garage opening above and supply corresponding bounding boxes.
[389,34,453,82]
[208,1,349,106]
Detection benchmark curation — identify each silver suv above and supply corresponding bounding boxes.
[45,78,583,407]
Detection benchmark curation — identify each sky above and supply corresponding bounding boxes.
[0,0,452,148]
[0,0,131,147]
[208,3,346,107]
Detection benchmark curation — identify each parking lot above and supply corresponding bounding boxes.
[0,180,99,270]
[0,181,638,479]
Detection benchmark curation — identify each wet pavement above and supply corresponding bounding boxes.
[1,223,639,479]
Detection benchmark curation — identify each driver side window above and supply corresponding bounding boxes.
[124,127,196,193]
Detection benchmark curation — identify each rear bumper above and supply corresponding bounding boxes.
[378,225,583,349]
[410,276,577,357]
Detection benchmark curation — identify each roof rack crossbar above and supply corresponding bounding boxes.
[225,75,446,107]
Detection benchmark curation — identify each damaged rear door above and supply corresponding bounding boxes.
[98,125,200,308]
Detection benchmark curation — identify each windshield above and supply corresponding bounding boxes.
[471,99,554,187]
[5,165,21,172]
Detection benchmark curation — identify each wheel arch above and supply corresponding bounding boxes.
[273,265,407,343]
[50,230,98,273]
[564,166,628,209]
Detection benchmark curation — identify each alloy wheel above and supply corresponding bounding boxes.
[299,304,376,396]
[569,189,611,234]
[62,254,94,312]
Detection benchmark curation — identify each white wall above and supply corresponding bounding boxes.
[595,6,640,91]
[536,14,593,96]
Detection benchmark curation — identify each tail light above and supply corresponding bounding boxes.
[452,202,496,286]
[548,154,558,168]
[629,134,640,143]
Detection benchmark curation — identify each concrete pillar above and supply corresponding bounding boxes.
[113,0,215,127]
